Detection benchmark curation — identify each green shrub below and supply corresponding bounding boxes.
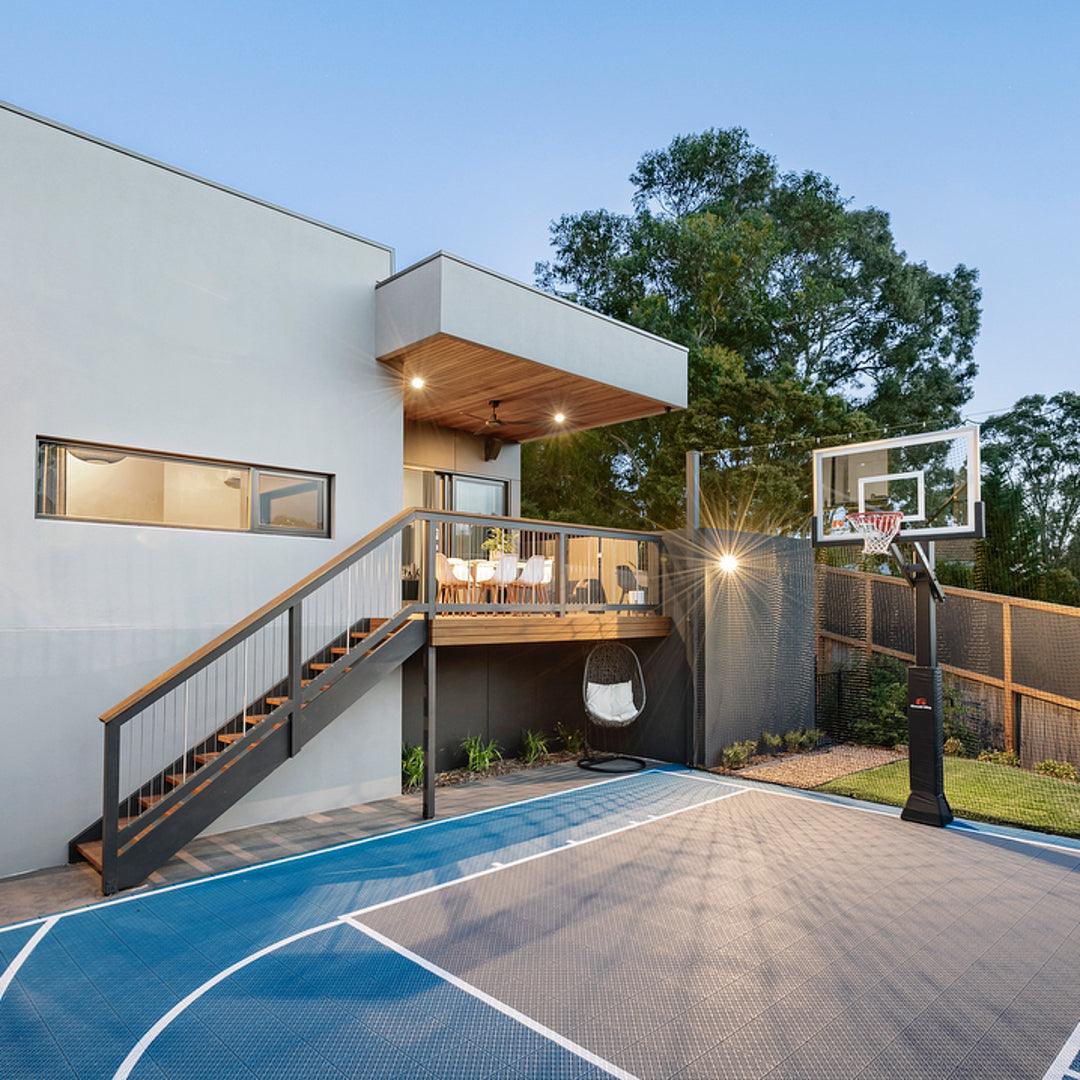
[461,734,502,772]
[943,736,965,757]
[801,729,823,751]
[721,740,757,769]
[555,721,586,755]
[521,728,550,764]
[978,749,1021,768]
[401,743,425,790]
[1035,758,1078,782]
[760,731,783,755]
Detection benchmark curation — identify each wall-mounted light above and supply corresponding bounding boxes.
[553,412,566,424]
[718,553,739,574]
[409,376,426,390]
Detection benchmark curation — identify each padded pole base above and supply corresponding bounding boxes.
[901,790,953,827]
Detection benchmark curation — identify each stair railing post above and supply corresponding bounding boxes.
[425,516,438,614]
[101,721,121,895]
[288,600,303,757]
[423,642,437,820]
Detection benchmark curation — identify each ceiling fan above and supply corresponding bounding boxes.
[463,400,549,437]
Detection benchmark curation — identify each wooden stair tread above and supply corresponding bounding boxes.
[330,647,349,656]
[350,631,369,640]
[194,752,221,765]
[265,697,287,706]
[309,662,333,671]
[218,732,246,745]
[244,714,267,726]
[75,840,103,872]
[138,793,165,810]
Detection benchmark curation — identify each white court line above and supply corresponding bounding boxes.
[0,766,665,936]
[0,916,58,1002]
[112,921,339,1080]
[110,780,745,1077]
[346,784,748,920]
[343,915,639,1080]
[1043,1020,1080,1080]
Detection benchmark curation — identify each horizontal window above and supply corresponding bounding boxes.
[36,440,331,537]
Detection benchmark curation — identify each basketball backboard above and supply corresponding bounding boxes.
[812,426,983,545]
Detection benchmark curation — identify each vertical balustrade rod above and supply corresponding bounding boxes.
[288,600,303,757]
[557,530,567,618]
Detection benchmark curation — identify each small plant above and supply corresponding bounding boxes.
[800,728,823,751]
[401,743,425,790]
[481,527,519,555]
[783,729,803,753]
[522,728,550,764]
[943,736,965,757]
[1035,758,1078,781]
[760,731,783,755]
[556,721,587,755]
[721,739,757,769]
[977,748,1021,768]
[461,734,502,773]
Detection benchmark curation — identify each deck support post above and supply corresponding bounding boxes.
[423,643,437,820]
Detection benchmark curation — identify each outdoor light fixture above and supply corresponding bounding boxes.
[553,412,566,424]
[409,376,425,389]
[718,553,739,574]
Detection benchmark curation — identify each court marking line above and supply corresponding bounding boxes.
[0,766,670,936]
[0,916,58,1003]
[678,769,1080,856]
[111,920,339,1080]
[108,781,745,1077]
[342,915,639,1080]
[347,783,748,920]
[1042,1019,1080,1080]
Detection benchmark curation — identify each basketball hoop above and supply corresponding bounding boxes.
[847,511,903,555]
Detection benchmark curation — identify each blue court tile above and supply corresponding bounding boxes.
[0,980,81,1079]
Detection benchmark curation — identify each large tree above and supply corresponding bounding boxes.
[525,129,981,530]
[977,392,1080,605]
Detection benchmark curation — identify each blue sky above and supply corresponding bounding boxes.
[3,1,1076,418]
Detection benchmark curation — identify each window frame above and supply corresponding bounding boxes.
[251,468,331,538]
[35,438,333,539]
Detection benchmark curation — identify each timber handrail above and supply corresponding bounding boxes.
[100,507,420,725]
[100,506,664,726]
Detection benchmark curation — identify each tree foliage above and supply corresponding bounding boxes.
[976,393,1080,605]
[526,128,981,529]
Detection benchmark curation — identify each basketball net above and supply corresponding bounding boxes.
[847,511,904,556]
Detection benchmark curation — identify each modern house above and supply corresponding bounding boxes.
[0,101,689,891]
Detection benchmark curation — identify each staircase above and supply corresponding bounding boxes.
[69,509,427,894]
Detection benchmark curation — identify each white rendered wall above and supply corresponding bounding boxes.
[0,106,403,877]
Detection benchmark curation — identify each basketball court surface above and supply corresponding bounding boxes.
[2,767,1079,1079]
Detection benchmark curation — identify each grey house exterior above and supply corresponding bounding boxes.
[0,102,687,881]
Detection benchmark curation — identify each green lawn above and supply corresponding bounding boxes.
[817,756,1080,839]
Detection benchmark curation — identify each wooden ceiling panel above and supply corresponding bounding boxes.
[380,333,672,442]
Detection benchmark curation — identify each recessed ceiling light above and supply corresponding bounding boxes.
[553,412,566,424]
[409,376,425,390]
[718,553,739,574]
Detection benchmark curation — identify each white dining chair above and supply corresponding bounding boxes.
[490,553,519,606]
[510,554,546,606]
[435,552,470,604]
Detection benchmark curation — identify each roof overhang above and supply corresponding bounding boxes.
[375,252,688,442]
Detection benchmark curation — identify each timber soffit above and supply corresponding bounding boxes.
[0,99,396,263]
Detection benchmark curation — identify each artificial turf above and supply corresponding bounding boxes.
[817,755,1080,839]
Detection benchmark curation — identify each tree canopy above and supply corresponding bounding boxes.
[524,128,982,531]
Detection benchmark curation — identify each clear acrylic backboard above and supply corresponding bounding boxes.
[812,426,983,546]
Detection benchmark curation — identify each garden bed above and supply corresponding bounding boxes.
[817,756,1080,838]
[734,744,907,788]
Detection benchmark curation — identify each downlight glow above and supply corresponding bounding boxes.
[553,412,566,424]
[718,553,739,574]
[409,376,426,389]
